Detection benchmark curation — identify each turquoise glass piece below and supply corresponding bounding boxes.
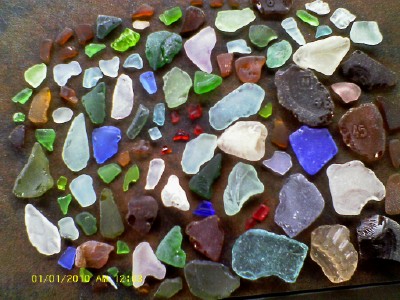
[153,103,166,126]
[316,25,333,39]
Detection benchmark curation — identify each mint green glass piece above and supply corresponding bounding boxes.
[215,8,256,33]
[57,194,72,215]
[57,176,68,190]
[80,268,93,283]
[12,88,33,104]
[111,28,140,52]
[107,267,119,278]
[266,40,293,69]
[117,240,130,254]
[163,67,192,108]
[85,43,106,58]
[13,112,26,123]
[194,71,223,94]
[159,7,182,26]
[97,163,122,184]
[75,212,97,235]
[24,63,47,88]
[35,129,56,152]
[100,188,125,239]
[82,82,106,125]
[156,226,186,268]
[249,25,278,48]
[315,25,333,39]
[259,103,273,119]
[296,10,319,27]
[123,164,140,192]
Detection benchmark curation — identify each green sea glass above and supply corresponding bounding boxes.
[100,188,124,239]
[159,7,182,26]
[111,28,140,52]
[123,164,140,192]
[82,82,106,125]
[13,142,54,198]
[163,67,192,108]
[80,268,93,283]
[145,31,182,70]
[97,163,122,184]
[154,277,183,299]
[12,88,33,104]
[85,43,106,58]
[296,10,319,26]
[249,25,278,48]
[258,103,273,119]
[13,112,26,123]
[57,194,72,215]
[266,40,293,68]
[57,176,68,190]
[107,266,119,277]
[215,8,256,33]
[126,104,149,140]
[116,240,130,254]
[75,212,97,235]
[24,63,47,88]
[156,226,186,268]
[194,71,222,94]
[35,129,56,151]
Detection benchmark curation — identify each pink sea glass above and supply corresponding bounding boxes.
[331,82,361,103]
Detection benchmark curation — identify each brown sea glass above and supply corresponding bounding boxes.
[252,0,293,15]
[130,139,151,159]
[210,0,224,8]
[60,86,78,106]
[9,125,25,148]
[132,4,155,19]
[191,0,203,6]
[40,39,53,64]
[338,103,386,161]
[228,0,240,8]
[117,151,131,167]
[389,139,400,169]
[270,118,289,149]
[217,53,234,78]
[376,96,400,131]
[75,241,114,269]
[28,87,51,125]
[55,27,73,45]
[75,24,94,45]
[126,195,158,234]
[59,46,78,61]
[180,6,205,36]
[235,56,266,83]
[385,174,400,215]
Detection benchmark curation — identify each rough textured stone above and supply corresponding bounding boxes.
[252,0,293,15]
[385,174,400,215]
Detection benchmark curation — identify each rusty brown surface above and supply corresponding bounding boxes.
[0,0,400,299]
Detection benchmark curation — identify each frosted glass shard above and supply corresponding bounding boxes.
[53,61,82,86]
[330,8,356,29]
[293,36,350,76]
[281,18,306,46]
[111,74,134,120]
[25,204,61,255]
[62,113,90,172]
[161,175,190,211]
[163,67,193,108]
[123,53,143,69]
[223,162,264,216]
[99,56,120,77]
[263,151,292,176]
[350,21,383,46]
[311,225,358,283]
[52,107,73,124]
[145,158,165,190]
[58,217,79,241]
[70,174,97,207]
[331,82,361,103]
[181,133,218,174]
[132,20,150,30]
[209,83,265,130]
[215,8,256,33]
[227,39,252,54]
[83,67,103,88]
[217,121,267,161]
[184,26,216,73]
[25,63,47,88]
[305,0,330,15]
[327,160,385,215]
[132,242,166,288]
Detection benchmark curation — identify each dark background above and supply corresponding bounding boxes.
[1,0,400,299]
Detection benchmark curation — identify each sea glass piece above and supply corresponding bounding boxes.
[315,25,332,38]
[311,225,358,283]
[116,241,130,254]
[40,39,53,64]
[281,18,306,45]
[111,28,140,52]
[93,126,121,164]
[215,8,256,33]
[249,25,277,48]
[75,212,97,235]
[58,217,79,240]
[170,111,180,124]
[53,61,82,86]
[227,39,252,54]
[131,139,151,159]
[13,112,25,123]
[253,204,270,221]
[296,10,319,26]
[156,226,186,268]
[235,56,266,83]
[57,176,67,191]
[123,53,143,69]
[376,96,400,131]
[217,121,267,161]
[252,0,293,15]
[80,268,93,283]
[331,82,361,103]
[173,129,190,142]
[153,103,165,126]
[57,194,72,215]
[189,154,221,199]
[97,163,122,184]
[35,129,56,151]
[184,26,216,73]
[293,36,350,76]
[149,127,162,141]
[83,67,103,89]
[186,215,224,261]
[180,6,205,36]
[159,7,182,26]
[155,277,183,299]
[161,175,190,210]
[228,0,239,8]
[85,43,106,58]
[266,40,292,69]
[193,201,216,218]
[194,71,222,94]
[75,241,114,269]
[327,160,386,215]
[223,162,264,216]
[96,15,122,39]
[338,103,385,161]
[117,151,131,167]
[132,20,150,30]
[193,125,204,136]
[389,139,400,168]
[258,103,272,119]
[163,67,192,108]
[385,174,400,215]
[59,46,78,61]
[145,158,165,190]
[209,83,265,130]
[210,0,223,7]
[306,0,330,15]
[126,104,149,139]
[13,143,54,198]
[127,195,158,234]
[111,74,134,120]
[28,87,51,125]
[52,107,73,124]
[146,31,182,70]
[357,215,400,262]
[191,0,203,7]
[232,229,308,282]
[25,204,61,255]
[290,126,338,175]
[8,125,25,148]
[99,56,119,78]
[123,164,140,192]
[12,88,32,104]
[140,71,157,94]
[275,64,334,126]
[70,174,96,207]
[55,27,73,45]
[24,63,47,88]
[275,173,325,237]
[99,188,124,239]
[187,103,203,121]
[132,4,155,19]
[330,8,356,29]
[217,53,234,78]
[58,247,76,270]
[263,151,292,176]
[132,242,166,288]
[74,24,93,45]
[60,86,78,106]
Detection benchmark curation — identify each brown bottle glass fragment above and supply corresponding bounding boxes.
[385,174,400,215]
[130,139,151,159]
[180,6,205,36]
[235,56,266,83]
[60,86,78,106]
[132,4,155,20]
[338,103,386,161]
[40,39,53,64]
[217,53,234,78]
[55,27,74,45]
[252,0,293,16]
[126,195,158,234]
[389,139,400,169]
[210,0,224,8]
[28,87,51,125]
[185,215,224,262]
[59,46,78,61]
[75,241,114,269]
[228,0,240,8]
[270,118,289,149]
[376,96,400,131]
[117,150,131,167]
[191,0,203,6]
[75,24,94,45]
[9,125,25,148]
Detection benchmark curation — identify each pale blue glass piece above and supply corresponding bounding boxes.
[262,151,292,176]
[350,21,383,46]
[123,53,143,69]
[83,67,103,88]
[70,174,96,207]
[153,103,166,126]
[315,25,333,38]
[140,71,157,94]
[281,18,306,45]
[227,39,252,54]
[232,229,308,283]
[148,127,162,141]
[209,83,265,130]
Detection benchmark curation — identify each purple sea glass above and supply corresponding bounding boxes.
[92,126,122,164]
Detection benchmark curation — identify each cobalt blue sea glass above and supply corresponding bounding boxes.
[92,126,122,164]
[193,201,216,217]
[140,71,157,94]
[58,246,77,270]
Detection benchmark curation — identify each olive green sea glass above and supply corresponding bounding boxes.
[75,212,97,235]
[154,277,183,299]
[82,82,106,124]
[111,28,140,52]
[85,43,106,58]
[249,25,278,48]
[57,176,68,190]
[35,129,56,151]
[123,164,140,192]
[12,88,33,104]
[159,7,182,26]
[97,163,122,184]
[100,188,124,239]
[80,268,93,283]
[258,103,273,119]
[13,112,26,123]
[116,240,130,254]
[57,194,72,215]
[194,71,222,94]
[156,226,186,268]
[145,31,182,70]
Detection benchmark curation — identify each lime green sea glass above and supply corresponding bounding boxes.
[35,129,56,151]
[57,176,68,190]
[12,88,33,104]
[194,71,222,94]
[80,268,93,283]
[97,163,122,184]
[259,103,273,119]
[116,240,130,254]
[57,194,72,215]
[13,112,26,123]
[85,43,106,58]
[296,10,319,27]
[159,7,182,26]
[123,164,140,191]
[24,63,47,88]
[111,28,140,52]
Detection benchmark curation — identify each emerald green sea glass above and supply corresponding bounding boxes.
[159,7,182,26]
[107,266,119,277]
[57,194,72,215]
[13,112,26,123]
[75,212,97,235]
[111,28,140,52]
[296,10,319,26]
[145,31,182,70]
[82,82,106,124]
[123,164,140,192]
[258,103,273,119]
[97,163,122,184]
[156,226,186,268]
[116,240,130,254]
[35,129,56,151]
[12,88,33,104]
[194,71,222,94]
[85,43,106,58]
[100,188,124,239]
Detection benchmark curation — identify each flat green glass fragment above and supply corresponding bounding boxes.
[107,266,119,278]
[12,88,33,104]
[296,10,319,27]
[145,31,182,70]
[163,67,192,108]
[24,63,47,88]
[215,8,256,33]
[266,40,293,69]
[126,104,149,140]
[194,71,222,94]
[111,28,140,52]
[57,194,72,215]
[259,103,273,119]
[116,240,130,254]
[249,25,278,48]
[35,129,56,151]
[57,176,68,190]
[156,226,186,268]
[123,164,140,192]
[85,43,106,58]
[13,112,26,123]
[154,277,183,299]
[97,163,122,184]
[159,7,182,26]
[100,188,125,239]
[121,272,133,287]
[82,82,106,124]
[80,268,93,283]
[75,212,97,235]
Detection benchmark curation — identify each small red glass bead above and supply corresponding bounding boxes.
[245,218,257,230]
[187,104,203,121]
[173,129,190,142]
[171,111,180,124]
[252,204,270,222]
[193,125,204,136]
[161,145,172,155]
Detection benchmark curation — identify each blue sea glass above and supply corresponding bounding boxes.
[153,103,166,126]
[92,126,122,164]
[193,201,216,217]
[315,25,332,39]
[58,246,77,270]
[140,71,157,94]
[148,127,162,141]
[123,53,143,69]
